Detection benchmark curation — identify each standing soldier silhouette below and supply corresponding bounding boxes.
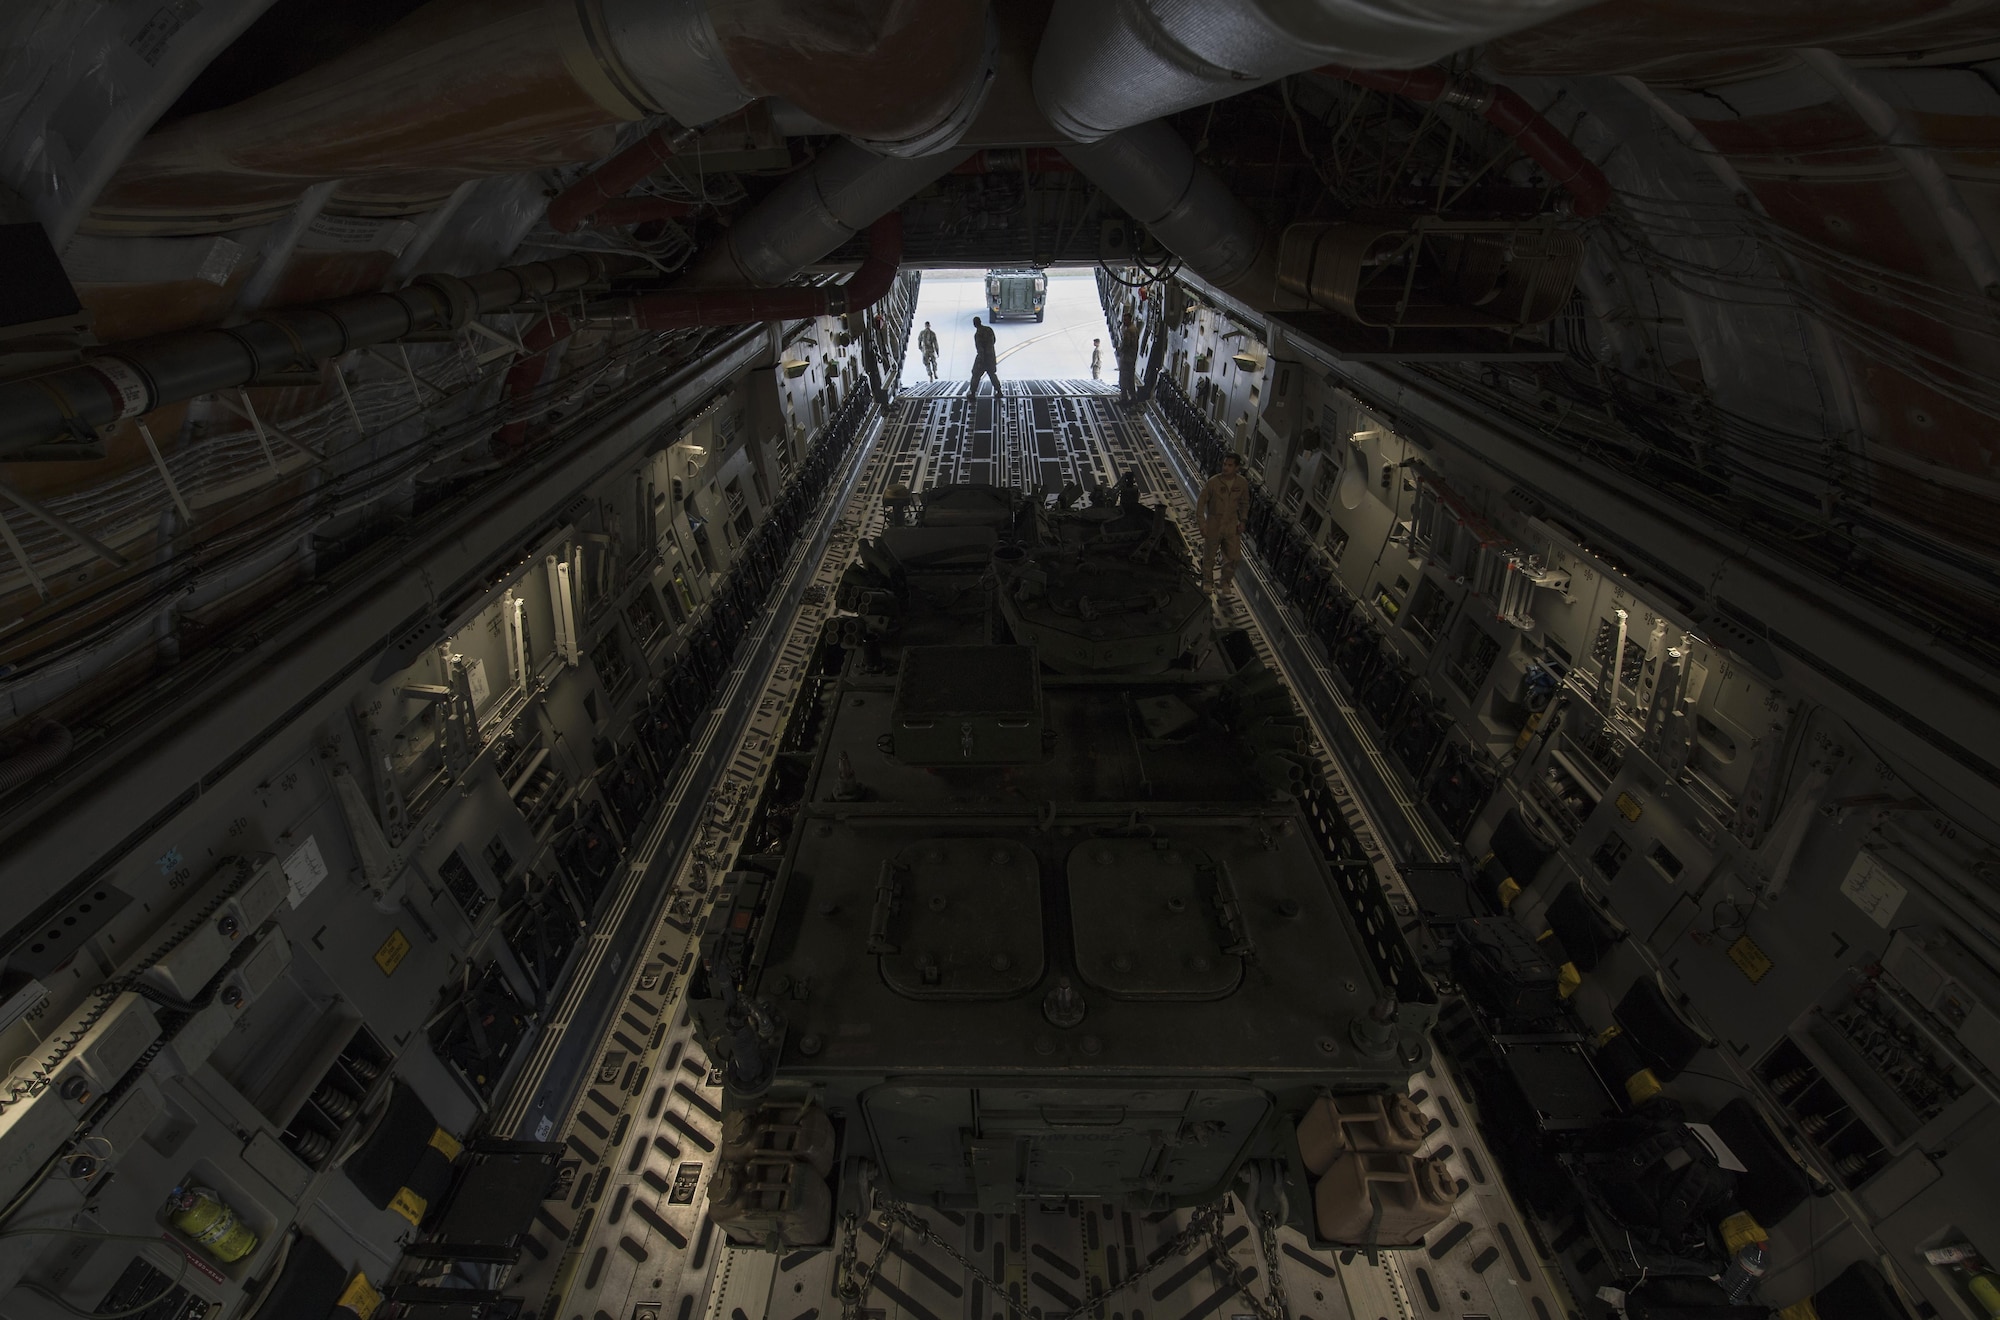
[970,316,1001,397]
[860,312,886,406]
[1090,338,1102,380]
[917,320,939,380]
[1196,452,1250,596]
[1116,314,1140,404]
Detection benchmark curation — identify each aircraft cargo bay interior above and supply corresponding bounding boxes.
[0,5,1997,1320]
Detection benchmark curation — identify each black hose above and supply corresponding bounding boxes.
[0,720,72,795]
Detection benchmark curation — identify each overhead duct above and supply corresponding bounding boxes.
[685,141,970,289]
[1061,120,1277,306]
[91,0,994,228]
[641,0,995,157]
[616,214,904,329]
[0,255,614,459]
[1030,0,1597,144]
[555,12,996,243]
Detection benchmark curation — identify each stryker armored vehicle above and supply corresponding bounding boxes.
[985,267,1048,321]
[686,478,1447,1254]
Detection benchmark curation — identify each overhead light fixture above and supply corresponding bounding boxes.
[780,359,809,378]
[1231,351,1261,372]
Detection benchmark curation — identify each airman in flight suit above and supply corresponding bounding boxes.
[917,322,939,380]
[1196,452,1250,594]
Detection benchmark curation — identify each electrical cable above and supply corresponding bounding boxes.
[2,316,725,682]
[1272,53,2000,436]
[1595,205,2000,426]
[1617,241,2000,421]
[1403,356,1999,666]
[0,1226,191,1319]
[0,1139,76,1231]
[1096,216,1183,292]
[1427,330,1999,569]
[1521,365,2000,597]
[1097,258,1181,290]
[1,311,766,758]
[1364,458,1410,585]
[1250,78,2000,527]
[1615,190,2000,330]
[1201,74,1995,646]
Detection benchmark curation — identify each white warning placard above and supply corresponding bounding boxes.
[283,835,330,909]
[1840,850,1907,928]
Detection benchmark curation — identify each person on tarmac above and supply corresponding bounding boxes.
[917,321,939,380]
[1197,452,1251,596]
[1091,338,1103,380]
[970,315,1001,397]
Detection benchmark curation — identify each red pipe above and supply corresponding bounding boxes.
[548,124,703,233]
[1480,85,1612,219]
[494,311,574,452]
[588,196,696,228]
[1328,67,1451,102]
[616,213,903,330]
[1319,66,1611,218]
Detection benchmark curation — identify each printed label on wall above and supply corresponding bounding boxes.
[374,929,411,976]
[1840,851,1907,929]
[283,835,329,908]
[1727,935,1773,984]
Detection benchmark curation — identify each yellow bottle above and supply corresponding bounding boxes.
[1966,1271,2000,1320]
[166,1184,259,1263]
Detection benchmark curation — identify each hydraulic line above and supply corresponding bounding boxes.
[589,197,697,228]
[494,313,577,453]
[548,124,708,233]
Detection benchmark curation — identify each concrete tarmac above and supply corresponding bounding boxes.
[901,268,1111,389]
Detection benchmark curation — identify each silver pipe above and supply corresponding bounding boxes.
[87,0,993,229]
[582,0,755,124]
[1062,120,1275,302]
[686,142,971,288]
[665,11,996,288]
[585,0,1000,154]
[1031,0,1595,143]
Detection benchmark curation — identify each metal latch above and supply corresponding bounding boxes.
[866,862,905,954]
